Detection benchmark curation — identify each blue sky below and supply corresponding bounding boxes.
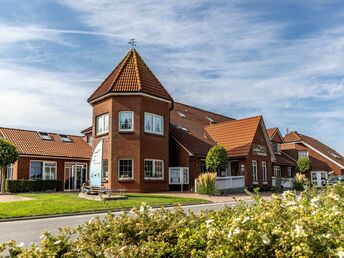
[0,0,343,154]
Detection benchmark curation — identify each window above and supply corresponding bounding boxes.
[273,165,281,177]
[252,160,258,183]
[7,164,14,179]
[144,159,164,180]
[205,116,215,124]
[38,132,52,141]
[59,134,71,142]
[87,135,93,145]
[118,159,133,180]
[272,142,281,154]
[144,113,163,135]
[177,111,186,118]
[102,159,108,181]
[287,167,293,178]
[96,113,109,135]
[30,161,56,180]
[119,111,134,132]
[298,151,308,159]
[44,162,56,180]
[200,159,207,173]
[262,161,267,182]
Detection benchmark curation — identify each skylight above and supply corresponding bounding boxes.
[330,153,341,159]
[205,116,215,124]
[59,134,72,142]
[177,125,189,132]
[38,132,52,141]
[177,111,187,118]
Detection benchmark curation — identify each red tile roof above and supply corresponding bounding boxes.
[0,127,91,159]
[170,102,234,156]
[284,131,344,168]
[88,49,173,103]
[267,128,278,139]
[205,116,263,158]
[274,152,296,166]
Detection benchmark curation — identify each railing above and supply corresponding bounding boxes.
[272,177,294,188]
[215,176,245,189]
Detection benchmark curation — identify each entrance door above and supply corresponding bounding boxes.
[64,163,87,191]
[311,171,327,187]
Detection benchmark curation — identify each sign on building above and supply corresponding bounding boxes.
[89,140,103,187]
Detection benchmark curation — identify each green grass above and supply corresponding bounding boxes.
[0,193,208,219]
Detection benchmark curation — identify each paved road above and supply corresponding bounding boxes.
[0,201,242,246]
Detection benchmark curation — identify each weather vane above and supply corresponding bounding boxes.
[129,39,137,48]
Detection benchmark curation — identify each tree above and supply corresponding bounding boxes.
[206,145,228,173]
[297,157,312,174]
[0,138,18,193]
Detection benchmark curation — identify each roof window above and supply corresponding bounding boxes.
[59,134,72,142]
[177,111,187,118]
[205,116,215,124]
[177,125,189,132]
[330,153,341,159]
[38,132,52,141]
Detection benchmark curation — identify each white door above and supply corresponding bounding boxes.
[64,163,87,191]
[311,171,327,187]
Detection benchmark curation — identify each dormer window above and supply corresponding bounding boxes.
[177,111,187,118]
[59,134,72,142]
[272,142,281,154]
[38,132,52,141]
[205,116,215,124]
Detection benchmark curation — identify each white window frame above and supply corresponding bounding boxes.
[298,150,309,159]
[144,159,164,180]
[252,160,258,183]
[273,165,281,177]
[30,161,57,180]
[262,161,267,183]
[118,111,134,132]
[144,112,164,135]
[287,167,293,178]
[118,159,134,180]
[96,113,109,135]
[7,164,14,179]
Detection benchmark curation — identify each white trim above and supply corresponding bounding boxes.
[96,113,109,135]
[89,92,172,105]
[170,136,194,156]
[260,120,276,162]
[29,160,57,180]
[301,141,344,169]
[252,160,258,183]
[20,154,90,161]
[262,161,267,182]
[118,159,134,181]
[144,159,164,180]
[64,162,88,191]
[144,112,164,135]
[118,111,134,132]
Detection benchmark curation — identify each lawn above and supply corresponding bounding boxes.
[0,193,208,219]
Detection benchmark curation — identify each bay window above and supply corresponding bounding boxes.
[96,113,109,135]
[144,113,163,135]
[144,159,164,180]
[119,111,134,132]
[118,159,133,180]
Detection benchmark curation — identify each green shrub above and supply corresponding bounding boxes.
[206,145,228,173]
[1,184,344,257]
[6,180,63,193]
[297,157,312,174]
[197,172,217,195]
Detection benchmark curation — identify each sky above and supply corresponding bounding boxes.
[0,0,343,155]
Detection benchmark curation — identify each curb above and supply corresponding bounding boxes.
[0,201,212,223]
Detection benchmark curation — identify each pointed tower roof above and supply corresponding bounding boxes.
[88,49,173,103]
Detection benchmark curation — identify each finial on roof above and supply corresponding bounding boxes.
[286,128,289,134]
[128,39,137,48]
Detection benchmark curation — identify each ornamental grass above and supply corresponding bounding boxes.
[196,172,217,195]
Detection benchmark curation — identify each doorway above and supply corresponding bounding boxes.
[311,171,327,187]
[64,163,87,191]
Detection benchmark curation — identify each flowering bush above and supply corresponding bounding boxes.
[1,184,344,257]
[197,172,217,195]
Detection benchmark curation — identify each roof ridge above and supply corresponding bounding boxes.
[174,101,234,120]
[205,115,262,129]
[0,126,84,138]
[132,49,143,91]
[300,133,343,156]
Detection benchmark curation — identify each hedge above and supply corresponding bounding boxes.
[6,180,63,193]
[1,183,343,257]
